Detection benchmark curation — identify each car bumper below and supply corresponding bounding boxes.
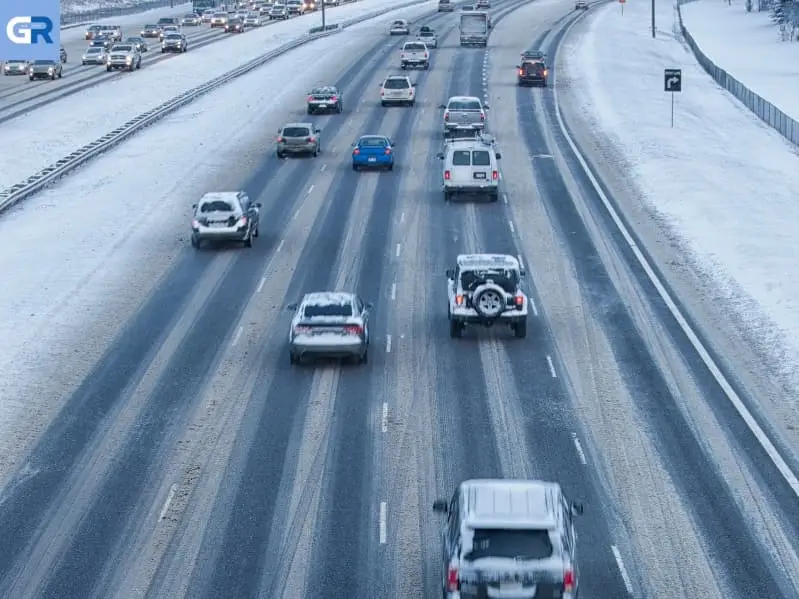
[450,306,528,321]
[389,29,409,35]
[382,96,413,104]
[445,122,485,131]
[28,72,55,78]
[354,156,393,167]
[107,62,135,68]
[4,68,26,75]
[278,143,316,154]
[193,227,249,241]
[82,59,105,64]
[225,27,244,31]
[518,76,546,85]
[162,45,184,51]
[444,183,498,194]
[291,338,366,359]
[308,102,339,111]
[401,59,428,66]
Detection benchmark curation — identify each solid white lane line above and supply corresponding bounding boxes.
[386,335,392,353]
[381,402,388,433]
[400,211,405,224]
[256,276,266,293]
[320,163,327,172]
[159,484,177,521]
[306,184,314,195]
[517,254,524,269]
[231,325,244,347]
[529,296,539,317]
[552,35,799,498]
[276,239,285,252]
[390,282,397,300]
[395,243,401,257]
[292,209,300,221]
[611,545,634,594]
[571,433,587,465]
[379,502,387,544]
[508,220,515,234]
[546,355,557,378]
[502,192,508,204]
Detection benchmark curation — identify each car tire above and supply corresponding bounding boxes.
[489,191,498,202]
[253,226,259,238]
[277,150,284,158]
[513,319,527,339]
[58,71,62,78]
[191,235,200,248]
[161,49,165,53]
[313,147,319,157]
[289,352,298,365]
[424,63,429,70]
[50,73,55,80]
[336,104,342,113]
[307,106,313,114]
[245,234,253,248]
[400,64,406,70]
[409,100,415,106]
[449,318,463,338]
[387,163,394,171]
[353,164,359,171]
[381,101,387,107]
[444,191,451,202]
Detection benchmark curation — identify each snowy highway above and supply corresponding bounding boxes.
[0,0,798,597]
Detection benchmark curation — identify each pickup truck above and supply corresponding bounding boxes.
[400,41,430,69]
[439,95,489,137]
[106,44,142,71]
[460,11,488,46]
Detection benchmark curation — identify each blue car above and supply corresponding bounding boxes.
[352,135,395,171]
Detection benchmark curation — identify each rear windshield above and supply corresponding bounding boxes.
[304,303,352,318]
[452,150,471,166]
[86,48,101,53]
[282,127,310,137]
[465,528,554,561]
[472,151,490,166]
[392,20,405,25]
[113,45,132,51]
[200,200,234,213]
[404,43,425,50]
[419,31,433,36]
[448,100,481,110]
[384,78,409,89]
[360,137,388,147]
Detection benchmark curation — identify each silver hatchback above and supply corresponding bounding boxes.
[276,122,322,158]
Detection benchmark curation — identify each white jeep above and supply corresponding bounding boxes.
[446,254,528,338]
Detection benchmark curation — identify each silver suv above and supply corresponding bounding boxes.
[433,479,583,598]
[190,191,261,248]
[440,95,489,137]
[276,122,322,158]
[106,44,142,71]
[380,75,415,106]
[437,136,501,202]
[446,253,528,338]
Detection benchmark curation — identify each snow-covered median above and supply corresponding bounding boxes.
[560,1,799,395]
[61,2,192,33]
[0,0,437,192]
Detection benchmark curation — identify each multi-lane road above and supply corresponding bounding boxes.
[0,0,798,597]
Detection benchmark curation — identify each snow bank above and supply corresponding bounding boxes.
[561,0,799,388]
[61,3,192,38]
[681,0,799,121]
[0,0,438,191]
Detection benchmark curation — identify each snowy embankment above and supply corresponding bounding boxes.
[0,22,383,487]
[60,2,191,30]
[680,0,799,122]
[559,1,799,422]
[0,0,438,192]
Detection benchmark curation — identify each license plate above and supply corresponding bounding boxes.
[474,172,486,179]
[210,222,227,228]
[368,157,376,162]
[318,102,328,107]
[499,583,524,592]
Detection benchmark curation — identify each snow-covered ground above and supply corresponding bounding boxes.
[62,0,177,18]
[61,3,191,36]
[681,0,799,121]
[560,1,799,402]
[0,0,437,192]
[0,24,380,487]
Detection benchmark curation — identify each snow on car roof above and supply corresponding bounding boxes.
[199,191,241,203]
[302,291,355,306]
[457,254,519,269]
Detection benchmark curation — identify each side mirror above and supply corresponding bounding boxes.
[277,128,281,134]
[483,104,490,110]
[315,128,321,133]
[515,65,520,69]
[433,499,448,513]
[191,203,197,209]
[519,268,526,276]
[495,152,502,159]
[286,302,298,311]
[253,202,262,208]
[571,501,584,515]
[445,268,454,279]
[366,302,374,309]
[438,104,446,109]
[436,152,444,159]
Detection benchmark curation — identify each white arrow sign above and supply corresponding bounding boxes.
[666,76,679,89]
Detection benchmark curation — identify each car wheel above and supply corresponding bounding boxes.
[307,106,313,114]
[449,319,463,338]
[409,100,415,106]
[277,150,284,158]
[360,348,368,364]
[336,104,342,113]
[513,319,527,339]
[50,73,55,80]
[191,235,200,248]
[381,101,387,107]
[161,49,165,53]
[253,226,259,238]
[58,71,62,78]
[387,163,394,171]
[352,164,359,171]
[289,352,298,365]
[444,191,452,202]
[245,234,253,248]
[424,63,429,70]
[489,192,498,202]
[313,147,319,157]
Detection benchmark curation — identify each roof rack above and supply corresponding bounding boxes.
[520,50,546,59]
[443,131,496,145]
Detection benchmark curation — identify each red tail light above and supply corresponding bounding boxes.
[514,295,523,306]
[306,95,313,101]
[277,136,285,143]
[294,326,312,335]
[380,90,384,96]
[447,566,459,591]
[444,170,451,180]
[424,52,428,58]
[455,294,464,305]
[307,136,315,142]
[330,95,338,102]
[191,219,200,228]
[563,569,574,592]
[353,148,360,155]
[344,325,363,335]
[480,112,485,121]
[492,170,498,180]
[444,111,449,121]
[236,215,248,227]
[384,148,392,155]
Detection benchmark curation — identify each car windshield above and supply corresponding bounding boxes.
[311,87,335,94]
[184,14,196,17]
[472,150,490,166]
[33,60,53,65]
[7,60,26,64]
[89,25,101,30]
[359,136,388,147]
[460,269,518,293]
[213,13,225,17]
[166,34,181,39]
[449,99,482,110]
[200,200,235,213]
[384,78,409,89]
[303,303,352,318]
[86,48,101,53]
[145,24,157,28]
[405,43,425,50]
[465,528,554,561]
[282,127,310,137]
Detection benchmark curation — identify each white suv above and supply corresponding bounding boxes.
[380,75,415,106]
[437,136,501,201]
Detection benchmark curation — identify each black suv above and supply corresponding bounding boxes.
[433,479,583,598]
[517,59,548,87]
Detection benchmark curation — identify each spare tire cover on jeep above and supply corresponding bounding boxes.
[472,283,505,318]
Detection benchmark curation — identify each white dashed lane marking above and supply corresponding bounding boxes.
[381,402,388,433]
[571,433,587,465]
[386,334,392,353]
[231,326,244,347]
[158,484,177,521]
[256,276,266,293]
[276,239,285,252]
[379,502,387,544]
[546,355,557,378]
[390,283,396,300]
[611,545,634,594]
[395,243,401,257]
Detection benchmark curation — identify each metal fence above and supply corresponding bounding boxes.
[61,0,190,27]
[676,2,799,147]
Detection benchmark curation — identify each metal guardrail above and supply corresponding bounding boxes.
[0,0,432,213]
[61,1,192,28]
[676,1,799,148]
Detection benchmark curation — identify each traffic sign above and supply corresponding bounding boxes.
[664,68,682,92]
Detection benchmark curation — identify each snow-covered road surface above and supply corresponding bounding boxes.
[0,0,439,192]
[681,0,799,122]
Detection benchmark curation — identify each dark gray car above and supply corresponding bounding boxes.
[190,191,261,248]
[28,59,62,80]
[433,479,583,599]
[161,32,188,53]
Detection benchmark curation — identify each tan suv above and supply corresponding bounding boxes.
[380,75,416,106]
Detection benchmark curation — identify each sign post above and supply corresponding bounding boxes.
[663,68,682,127]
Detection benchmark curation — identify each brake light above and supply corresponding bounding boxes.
[447,566,459,591]
[277,136,285,143]
[444,170,451,180]
[480,112,485,121]
[307,136,315,143]
[518,68,523,76]
[444,111,449,121]
[330,95,338,102]
[514,295,523,306]
[294,326,312,335]
[380,90,384,96]
[236,215,248,227]
[384,148,392,155]
[424,52,428,58]
[492,170,498,180]
[353,148,360,155]
[563,569,574,592]
[344,325,363,335]
[306,95,313,102]
[191,219,200,228]
[455,294,464,305]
